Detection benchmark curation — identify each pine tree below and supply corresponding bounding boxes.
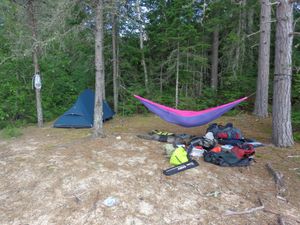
[93,0,105,138]
[272,0,294,147]
[254,0,271,118]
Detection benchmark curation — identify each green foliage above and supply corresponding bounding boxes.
[294,132,300,142]
[293,73,300,101]
[292,110,300,130]
[0,126,23,139]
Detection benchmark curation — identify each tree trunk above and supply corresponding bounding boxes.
[233,0,246,78]
[272,0,294,147]
[211,28,219,90]
[93,0,105,138]
[160,64,163,94]
[247,6,255,71]
[112,0,119,113]
[136,0,149,93]
[27,0,43,128]
[247,7,254,34]
[254,0,271,118]
[175,43,179,109]
[239,0,247,75]
[199,71,203,96]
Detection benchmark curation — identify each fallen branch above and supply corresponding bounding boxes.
[224,198,264,216]
[276,195,287,202]
[287,155,300,158]
[289,168,300,171]
[224,205,264,216]
[91,190,100,211]
[266,163,287,198]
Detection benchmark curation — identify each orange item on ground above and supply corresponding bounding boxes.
[211,146,222,153]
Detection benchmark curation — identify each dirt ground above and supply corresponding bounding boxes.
[0,114,300,225]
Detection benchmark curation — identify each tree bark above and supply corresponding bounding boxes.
[211,28,219,90]
[254,0,271,118]
[175,43,179,109]
[27,0,43,128]
[272,0,294,147]
[247,7,254,34]
[232,0,246,78]
[247,6,256,71]
[160,64,163,94]
[136,0,149,93]
[112,0,119,113]
[93,0,105,138]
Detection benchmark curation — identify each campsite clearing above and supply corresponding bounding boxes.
[0,114,300,225]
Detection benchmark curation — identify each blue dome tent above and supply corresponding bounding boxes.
[53,89,114,128]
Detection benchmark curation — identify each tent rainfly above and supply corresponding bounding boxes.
[53,89,114,128]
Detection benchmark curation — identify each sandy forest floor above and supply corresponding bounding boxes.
[0,114,300,225]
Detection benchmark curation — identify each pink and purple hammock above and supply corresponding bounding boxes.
[134,95,248,128]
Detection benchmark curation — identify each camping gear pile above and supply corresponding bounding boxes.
[138,123,262,176]
[202,123,256,167]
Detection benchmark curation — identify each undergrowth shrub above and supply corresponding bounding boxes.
[294,132,300,142]
[1,126,23,138]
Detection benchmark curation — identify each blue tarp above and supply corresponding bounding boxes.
[53,89,115,128]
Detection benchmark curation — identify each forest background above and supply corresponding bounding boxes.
[0,0,299,140]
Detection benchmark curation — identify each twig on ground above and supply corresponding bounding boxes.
[276,195,287,202]
[266,163,287,198]
[289,168,300,171]
[224,198,264,216]
[74,195,82,204]
[224,205,264,216]
[91,190,100,211]
[287,155,300,158]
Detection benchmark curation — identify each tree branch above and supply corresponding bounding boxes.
[289,32,300,36]
[247,30,261,38]
[0,56,14,66]
[267,1,280,6]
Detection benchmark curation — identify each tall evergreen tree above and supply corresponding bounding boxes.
[25,0,43,127]
[211,28,219,90]
[93,0,105,138]
[112,0,119,113]
[254,0,271,118]
[272,0,294,147]
[136,0,149,94]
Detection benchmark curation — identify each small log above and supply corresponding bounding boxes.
[266,163,287,197]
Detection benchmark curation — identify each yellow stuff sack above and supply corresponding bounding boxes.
[170,147,188,165]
